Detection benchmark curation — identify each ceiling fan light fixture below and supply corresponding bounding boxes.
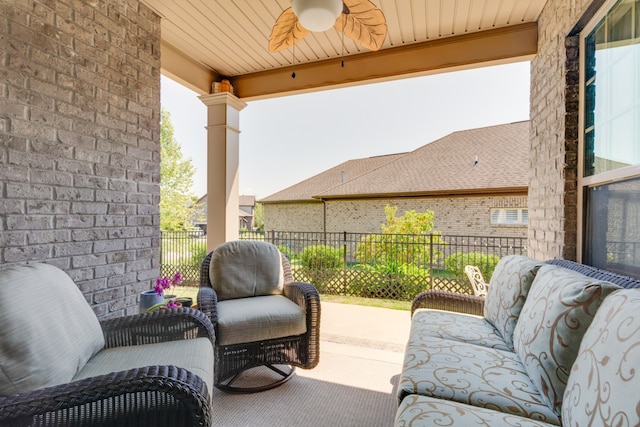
[292,0,343,32]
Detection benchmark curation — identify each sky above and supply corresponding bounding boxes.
[160,61,531,200]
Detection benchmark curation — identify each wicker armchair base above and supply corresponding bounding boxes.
[216,364,295,393]
[214,334,311,393]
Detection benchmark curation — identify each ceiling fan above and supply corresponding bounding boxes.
[268,0,387,53]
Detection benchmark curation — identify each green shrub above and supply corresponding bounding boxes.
[297,245,344,291]
[188,240,209,266]
[444,252,500,283]
[348,263,429,300]
[277,244,294,260]
[299,245,344,269]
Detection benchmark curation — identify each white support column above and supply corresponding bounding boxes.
[199,92,248,252]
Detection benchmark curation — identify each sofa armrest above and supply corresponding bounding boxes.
[411,290,485,317]
[0,366,211,427]
[100,308,215,348]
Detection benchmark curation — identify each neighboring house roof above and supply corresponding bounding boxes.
[316,121,530,199]
[261,121,529,203]
[259,153,407,203]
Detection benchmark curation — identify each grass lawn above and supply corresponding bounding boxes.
[175,286,411,311]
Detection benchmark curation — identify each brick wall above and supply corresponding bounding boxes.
[0,0,161,318]
[263,202,324,232]
[528,0,603,261]
[264,195,528,239]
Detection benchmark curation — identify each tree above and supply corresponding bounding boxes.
[354,205,443,272]
[160,108,197,231]
[253,202,264,231]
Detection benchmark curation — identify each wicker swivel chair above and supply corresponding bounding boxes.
[198,240,320,393]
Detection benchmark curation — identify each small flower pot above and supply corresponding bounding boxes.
[177,297,193,308]
[139,290,165,313]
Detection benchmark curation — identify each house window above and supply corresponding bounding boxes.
[580,0,640,276]
[491,208,528,226]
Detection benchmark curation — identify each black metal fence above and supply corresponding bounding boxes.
[160,230,207,286]
[161,230,527,300]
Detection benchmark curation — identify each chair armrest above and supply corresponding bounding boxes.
[196,286,218,324]
[100,308,215,348]
[0,366,211,427]
[284,281,321,368]
[411,290,485,317]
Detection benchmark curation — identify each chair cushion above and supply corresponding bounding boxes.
[412,309,511,351]
[513,264,620,414]
[210,240,284,300]
[0,263,105,396]
[397,334,560,425]
[73,338,214,396]
[562,289,640,426]
[395,394,557,427]
[216,295,306,346]
[484,255,543,350]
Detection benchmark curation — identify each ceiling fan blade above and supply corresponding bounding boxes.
[335,0,387,51]
[268,7,309,52]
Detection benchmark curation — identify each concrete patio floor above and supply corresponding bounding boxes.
[319,301,412,365]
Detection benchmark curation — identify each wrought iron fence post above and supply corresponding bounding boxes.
[429,233,434,289]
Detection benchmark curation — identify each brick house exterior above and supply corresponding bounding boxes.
[0,1,161,318]
[262,121,530,238]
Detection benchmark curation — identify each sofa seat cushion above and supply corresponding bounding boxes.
[398,335,560,425]
[73,338,214,394]
[483,256,543,350]
[412,309,510,351]
[210,240,284,300]
[562,289,640,426]
[395,394,556,427]
[0,263,105,396]
[216,295,306,346]
[513,265,620,414]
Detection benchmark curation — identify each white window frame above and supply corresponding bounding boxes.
[490,208,528,226]
[578,0,640,262]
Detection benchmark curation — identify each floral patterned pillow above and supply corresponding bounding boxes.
[483,255,543,350]
[562,289,640,426]
[513,265,620,414]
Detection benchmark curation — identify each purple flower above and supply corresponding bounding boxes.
[171,272,182,285]
[153,282,164,297]
[148,272,184,311]
[157,276,171,290]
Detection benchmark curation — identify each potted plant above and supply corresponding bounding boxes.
[145,272,184,311]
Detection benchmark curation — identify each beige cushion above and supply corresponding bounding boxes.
[513,265,620,414]
[217,295,306,346]
[209,240,284,301]
[483,255,543,350]
[74,338,214,396]
[0,263,105,396]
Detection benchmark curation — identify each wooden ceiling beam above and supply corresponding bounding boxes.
[231,22,537,101]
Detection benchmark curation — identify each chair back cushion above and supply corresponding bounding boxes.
[209,240,284,301]
[562,289,640,426]
[0,263,105,396]
[483,255,543,349]
[513,264,620,414]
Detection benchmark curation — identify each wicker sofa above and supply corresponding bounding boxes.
[0,263,215,427]
[396,256,640,426]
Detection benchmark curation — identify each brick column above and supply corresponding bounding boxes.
[199,93,247,251]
